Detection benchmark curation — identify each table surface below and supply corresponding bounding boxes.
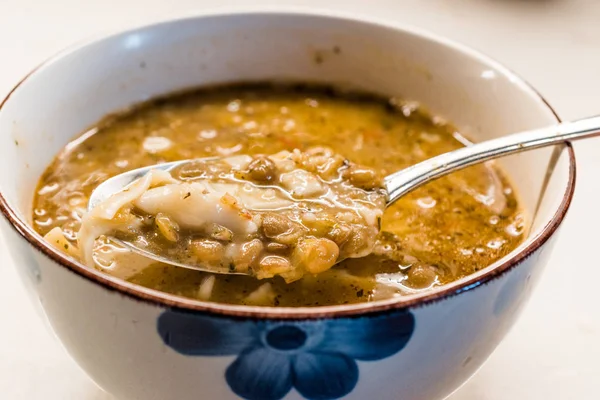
[1,0,599,399]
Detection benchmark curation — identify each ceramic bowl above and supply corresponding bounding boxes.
[0,9,575,400]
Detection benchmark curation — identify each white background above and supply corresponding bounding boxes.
[1,0,599,399]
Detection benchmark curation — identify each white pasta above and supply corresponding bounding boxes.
[197,275,216,300]
[134,182,259,234]
[244,283,276,306]
[44,227,80,258]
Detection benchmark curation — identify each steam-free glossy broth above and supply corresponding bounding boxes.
[33,84,526,307]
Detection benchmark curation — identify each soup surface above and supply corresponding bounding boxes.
[33,84,526,307]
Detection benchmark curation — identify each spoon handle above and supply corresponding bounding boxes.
[384,115,600,204]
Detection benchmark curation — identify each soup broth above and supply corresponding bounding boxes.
[33,84,526,307]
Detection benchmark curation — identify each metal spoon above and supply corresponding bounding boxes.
[89,115,600,273]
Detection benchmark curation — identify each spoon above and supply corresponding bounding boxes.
[89,115,600,273]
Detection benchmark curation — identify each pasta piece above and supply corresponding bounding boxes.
[244,283,276,306]
[44,227,80,258]
[197,275,216,301]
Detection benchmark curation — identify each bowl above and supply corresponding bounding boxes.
[0,8,575,400]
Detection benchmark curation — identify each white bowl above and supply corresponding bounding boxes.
[0,9,574,400]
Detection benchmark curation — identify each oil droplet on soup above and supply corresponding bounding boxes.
[32,83,526,307]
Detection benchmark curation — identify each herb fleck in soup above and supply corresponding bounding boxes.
[33,84,526,307]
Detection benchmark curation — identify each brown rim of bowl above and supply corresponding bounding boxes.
[0,11,576,320]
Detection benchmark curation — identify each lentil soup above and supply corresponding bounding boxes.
[33,83,526,307]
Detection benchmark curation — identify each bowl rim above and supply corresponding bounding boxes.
[0,7,576,320]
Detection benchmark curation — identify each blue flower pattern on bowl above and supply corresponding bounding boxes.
[157,310,415,400]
